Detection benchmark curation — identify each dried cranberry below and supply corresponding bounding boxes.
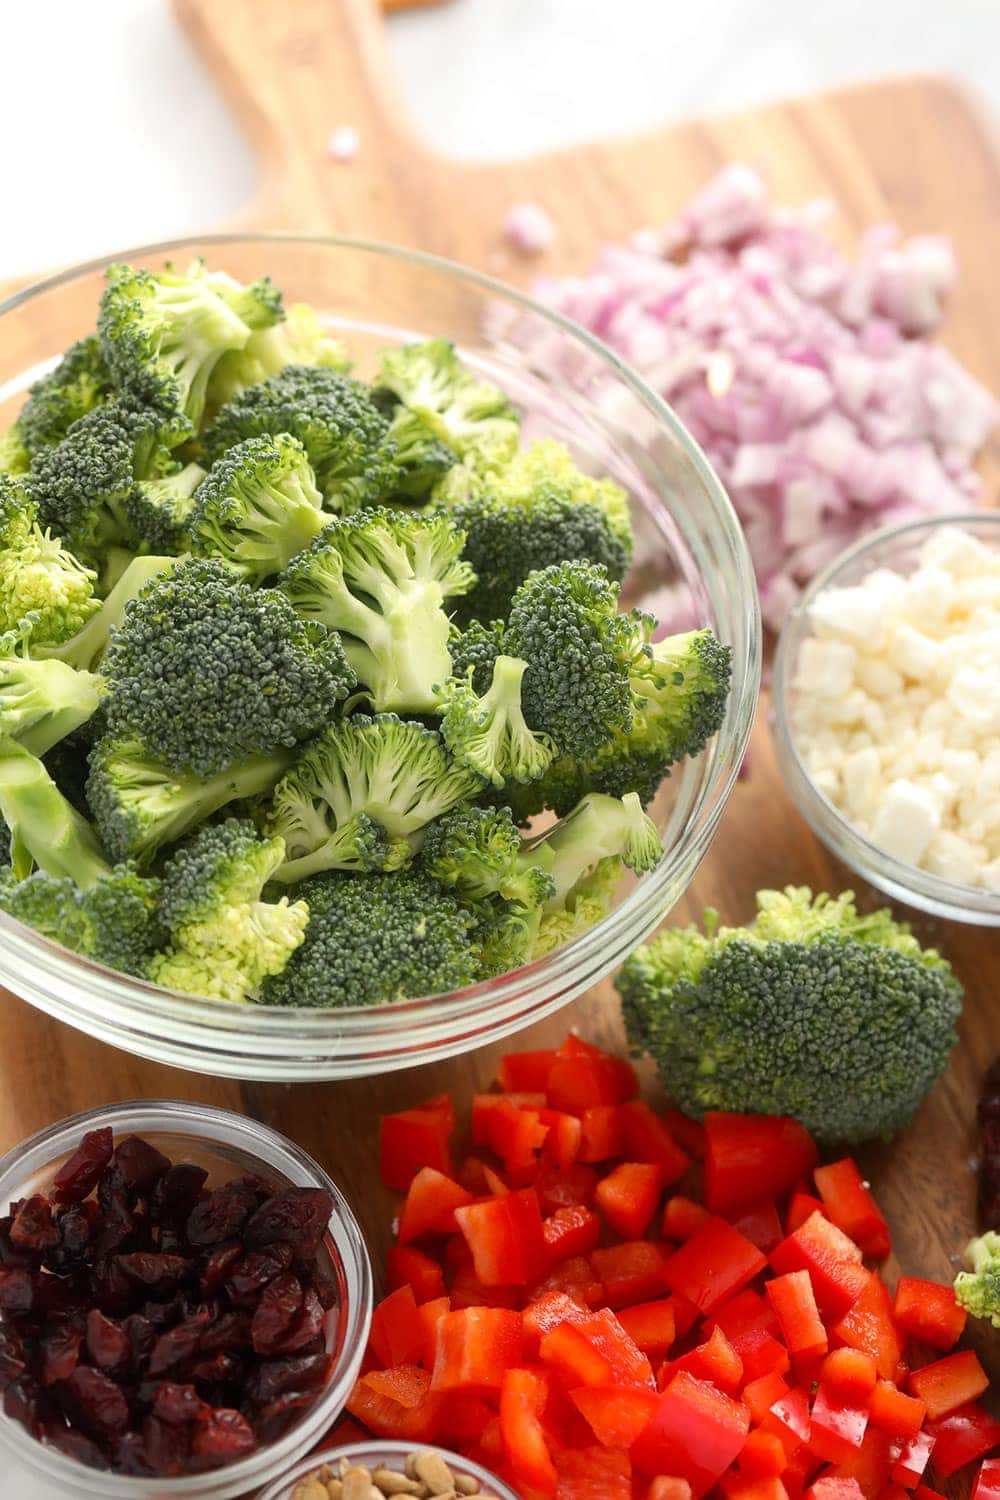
[34,1271,86,1318]
[44,1205,93,1275]
[245,1350,330,1403]
[107,1137,171,1199]
[3,1374,42,1432]
[0,1216,35,1270]
[200,1240,242,1296]
[225,1242,294,1307]
[114,1252,190,1299]
[140,1412,190,1476]
[140,1296,182,1330]
[10,1196,59,1251]
[187,1351,244,1391]
[250,1272,303,1355]
[86,1308,130,1370]
[190,1407,255,1467]
[89,1256,133,1315]
[0,1269,36,1314]
[254,1389,316,1444]
[312,1268,339,1309]
[42,1414,109,1470]
[53,1127,113,1204]
[39,1322,82,1385]
[92,1191,135,1257]
[152,1380,210,1425]
[186,1180,263,1247]
[63,1365,129,1437]
[268,1287,326,1356]
[243,1188,333,1259]
[150,1163,208,1223]
[111,1429,155,1475]
[148,1315,206,1376]
[197,1310,251,1353]
[124,1313,156,1372]
[0,1323,26,1390]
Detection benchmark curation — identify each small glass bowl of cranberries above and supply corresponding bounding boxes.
[0,1100,372,1499]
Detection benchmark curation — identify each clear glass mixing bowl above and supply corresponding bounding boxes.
[0,233,760,1079]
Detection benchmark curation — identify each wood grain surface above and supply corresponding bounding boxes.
[2,0,999,1392]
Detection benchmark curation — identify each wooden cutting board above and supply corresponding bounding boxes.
[2,0,999,1388]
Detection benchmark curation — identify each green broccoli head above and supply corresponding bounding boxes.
[36,555,179,673]
[0,736,110,888]
[0,429,30,477]
[955,1233,1000,1328]
[385,406,457,502]
[102,558,355,777]
[209,302,350,411]
[124,461,205,553]
[448,618,506,695]
[0,475,100,647]
[0,864,162,977]
[189,433,326,582]
[437,654,556,788]
[618,886,963,1145]
[203,365,399,513]
[421,803,554,911]
[375,339,519,471]
[148,818,308,1004]
[260,868,479,1008]
[0,643,105,757]
[280,507,473,714]
[267,712,480,884]
[532,856,624,958]
[16,337,109,456]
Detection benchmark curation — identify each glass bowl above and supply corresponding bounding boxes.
[0,232,760,1078]
[772,511,1000,925]
[0,1100,372,1499]
[256,1440,519,1500]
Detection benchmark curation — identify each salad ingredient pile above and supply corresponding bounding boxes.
[0,1126,338,1475]
[790,525,1000,891]
[0,260,733,1006]
[618,887,961,1143]
[343,1033,996,1500]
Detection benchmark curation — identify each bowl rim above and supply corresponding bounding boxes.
[771,509,1000,924]
[0,230,761,1065]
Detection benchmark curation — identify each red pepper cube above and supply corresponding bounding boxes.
[926,1404,1000,1477]
[813,1160,891,1260]
[380,1098,454,1191]
[631,1370,751,1494]
[362,1364,430,1409]
[734,1200,786,1255]
[821,1349,878,1403]
[385,1245,446,1304]
[553,1446,633,1500]
[762,1388,812,1456]
[723,1480,791,1500]
[909,1350,988,1421]
[499,1366,558,1495]
[430,1307,523,1393]
[619,1100,691,1184]
[398,1167,476,1245]
[704,1112,818,1217]
[538,1109,582,1171]
[498,1048,558,1093]
[770,1212,868,1322]
[540,1306,654,1390]
[416,1295,450,1369]
[973,1458,1000,1500]
[868,1381,926,1440]
[477,1096,549,1174]
[534,1161,598,1215]
[591,1240,670,1308]
[531,1252,604,1309]
[662,1109,707,1159]
[454,1187,547,1287]
[595,1162,663,1239]
[809,1386,869,1465]
[369,1285,426,1368]
[545,1036,638,1113]
[617,1298,677,1355]
[578,1105,626,1163]
[710,1289,790,1382]
[833,1272,904,1383]
[825,1425,895,1499]
[523,1289,588,1345]
[570,1384,661,1447]
[787,1191,827,1234]
[767,1271,829,1364]
[668,1324,744,1395]
[893,1278,967,1353]
[741,1429,791,1477]
[346,1374,445,1443]
[891,1430,936,1488]
[744,1371,791,1425]
[663,1195,713,1240]
[543,1204,601,1262]
[807,1481,867,1500]
[665,1217,767,1316]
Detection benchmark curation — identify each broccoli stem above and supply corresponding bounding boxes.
[0,737,109,888]
[38,556,179,672]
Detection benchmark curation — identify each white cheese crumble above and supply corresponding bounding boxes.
[791,525,1000,892]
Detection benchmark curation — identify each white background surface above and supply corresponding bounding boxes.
[3,1,999,1494]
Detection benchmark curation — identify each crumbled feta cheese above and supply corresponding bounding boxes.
[810,585,889,649]
[887,623,940,681]
[871,779,941,865]
[793,638,857,698]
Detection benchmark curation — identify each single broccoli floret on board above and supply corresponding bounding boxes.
[0,863,161,977]
[124,461,205,552]
[437,653,556,787]
[0,736,110,886]
[0,474,100,646]
[189,433,326,582]
[375,338,519,471]
[955,1233,1000,1329]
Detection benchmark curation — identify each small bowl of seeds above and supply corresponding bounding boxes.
[258,1440,520,1500]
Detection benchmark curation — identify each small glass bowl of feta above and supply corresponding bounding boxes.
[772,512,1000,925]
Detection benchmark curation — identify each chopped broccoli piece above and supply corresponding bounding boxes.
[955,1233,1000,1328]
[148,818,307,1004]
[531,790,661,898]
[280,507,473,713]
[0,474,100,646]
[0,737,110,886]
[87,736,293,867]
[618,886,963,1144]
[124,461,205,552]
[421,803,554,911]
[36,555,179,672]
[375,339,518,471]
[209,301,350,410]
[267,713,480,883]
[203,365,399,512]
[0,864,161,977]
[0,429,30,477]
[102,558,355,776]
[437,654,555,787]
[0,644,105,756]
[189,433,326,582]
[15,337,108,456]
[260,868,478,1008]
[448,618,506,694]
[532,856,624,958]
[385,406,457,502]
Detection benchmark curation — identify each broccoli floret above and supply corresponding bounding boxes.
[448,618,505,694]
[37,555,179,672]
[209,302,350,411]
[260,868,478,1008]
[124,461,205,552]
[437,654,555,787]
[0,864,161,977]
[98,260,280,431]
[16,337,108,456]
[0,644,105,756]
[618,886,963,1144]
[102,558,354,776]
[148,818,307,1004]
[267,713,480,883]
[532,856,624,958]
[280,508,473,713]
[0,474,100,646]
[955,1233,1000,1328]
[87,736,294,867]
[189,434,326,582]
[203,365,399,512]
[421,803,554,911]
[0,429,30,477]
[0,737,110,886]
[532,790,660,897]
[385,406,457,503]
[375,339,518,471]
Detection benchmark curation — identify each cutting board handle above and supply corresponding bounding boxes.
[174,0,431,234]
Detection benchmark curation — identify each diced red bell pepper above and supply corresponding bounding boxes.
[661,1109,707,1159]
[744,1371,790,1425]
[891,1431,936,1488]
[893,1278,967,1353]
[579,1106,626,1163]
[361,1364,429,1409]
[535,1162,598,1214]
[632,1370,751,1493]
[820,1350,877,1403]
[538,1109,582,1171]
[346,1373,445,1441]
[455,1186,547,1286]
[441,1392,499,1445]
[825,1426,894,1500]
[543,1204,601,1262]
[762,1389,811,1456]
[523,1290,589,1344]
[545,1037,638,1113]
[386,1245,446,1303]
[570,1384,660,1447]
[833,1272,904,1383]
[473,1096,549,1174]
[709,1289,790,1383]
[704,1113,818,1216]
[591,1241,670,1308]
[766,1271,828,1363]
[381,1096,454,1191]
[672,1290,701,1338]
[650,1479,694,1500]
[741,1430,791,1477]
[540,1306,654,1390]
[733,1200,786,1255]
[878,1487,911,1500]
[668,1324,744,1395]
[449,1264,522,1312]
[553,1444,633,1500]
[499,1048,558,1092]
[813,1160,891,1260]
[617,1299,676,1355]
[973,1458,1000,1500]
[780,1449,817,1500]
[398,1167,476,1244]
[472,1092,547,1144]
[500,1367,558,1495]
[663,1195,713,1240]
[430,1307,523,1393]
[416,1295,450,1368]
[913,1488,946,1500]
[770,1212,867,1321]
[867,1381,925,1440]
[809,1386,869,1465]
[596,1162,663,1239]
[665,1218,767,1315]
[807,1481,867,1500]
[369,1285,426,1368]
[909,1350,988,1421]
[619,1101,691,1184]
[531,1253,604,1308]
[787,1191,826,1234]
[925,1404,1000,1477]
